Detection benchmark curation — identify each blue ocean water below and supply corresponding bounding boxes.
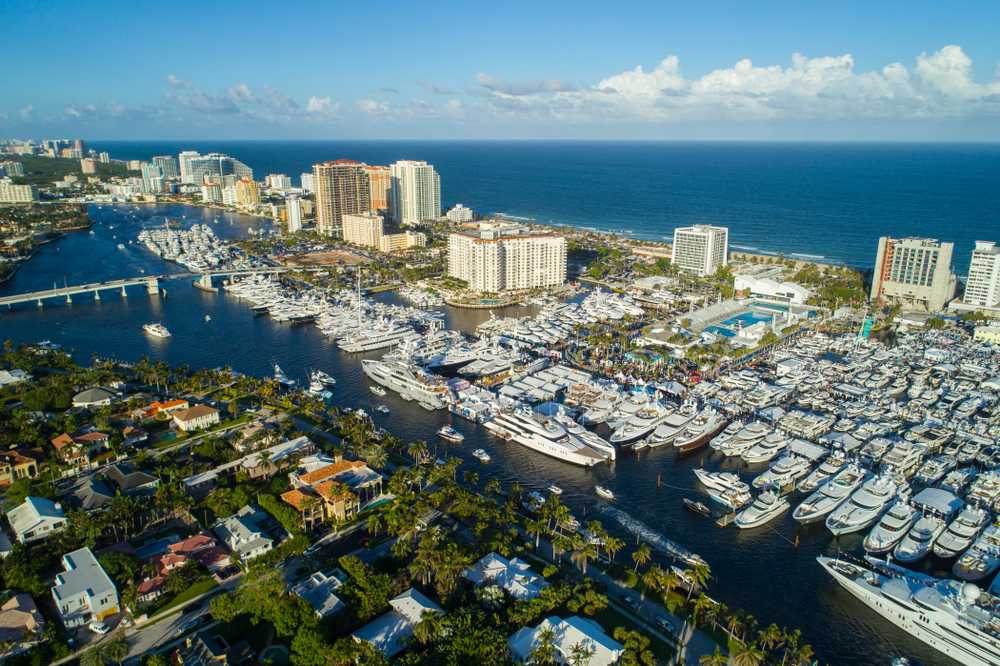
[91,141,1000,272]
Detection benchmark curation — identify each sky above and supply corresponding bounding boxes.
[2,0,1000,141]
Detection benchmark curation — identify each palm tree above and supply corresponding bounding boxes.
[779,628,800,666]
[758,623,782,652]
[632,543,651,572]
[570,544,597,576]
[604,536,624,563]
[363,445,388,470]
[685,561,712,603]
[568,641,596,666]
[525,519,546,552]
[408,439,428,464]
[692,593,714,627]
[366,514,382,537]
[528,626,558,665]
[791,643,813,666]
[82,645,109,666]
[700,647,729,666]
[463,470,478,487]
[641,565,664,599]
[412,609,444,645]
[730,641,766,666]
[106,634,129,666]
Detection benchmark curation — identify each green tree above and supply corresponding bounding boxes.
[106,634,129,666]
[82,645,109,666]
[632,543,651,572]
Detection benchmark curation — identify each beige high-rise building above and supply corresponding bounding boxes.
[365,166,391,211]
[236,178,260,206]
[0,181,39,203]
[313,160,370,237]
[448,223,566,292]
[871,237,956,312]
[342,212,385,249]
[80,158,98,174]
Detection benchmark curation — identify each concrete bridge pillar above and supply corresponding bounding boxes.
[199,274,213,290]
[37,299,43,308]
[121,286,128,298]
[66,294,72,304]
[94,290,101,301]
[146,277,159,295]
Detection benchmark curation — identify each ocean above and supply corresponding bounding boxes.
[90,140,1000,272]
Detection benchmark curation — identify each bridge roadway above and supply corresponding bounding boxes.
[0,267,294,308]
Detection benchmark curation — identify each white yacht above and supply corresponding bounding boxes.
[578,391,627,426]
[966,471,1000,508]
[361,360,452,409]
[490,407,609,467]
[797,449,850,493]
[605,391,653,430]
[953,525,1000,582]
[609,401,675,445]
[693,469,753,511]
[895,514,951,564]
[826,475,904,535]
[143,323,170,338]
[863,500,919,553]
[673,409,728,452]
[818,556,1000,666]
[716,422,772,457]
[752,455,810,490]
[708,421,742,450]
[438,425,465,442]
[793,464,870,524]
[644,402,698,447]
[934,506,990,559]
[735,490,789,529]
[913,455,957,486]
[879,441,928,479]
[742,432,791,464]
[339,324,418,353]
[939,467,976,497]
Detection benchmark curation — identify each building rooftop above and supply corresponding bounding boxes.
[52,547,117,604]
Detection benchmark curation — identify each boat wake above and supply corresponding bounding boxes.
[597,504,701,563]
[730,245,758,251]
[790,253,825,260]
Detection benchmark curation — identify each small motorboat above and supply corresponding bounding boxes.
[438,425,464,442]
[473,449,491,462]
[419,401,436,411]
[205,315,211,322]
[315,370,336,387]
[596,486,615,500]
[370,386,386,396]
[684,498,712,517]
[376,405,390,414]
[548,485,563,495]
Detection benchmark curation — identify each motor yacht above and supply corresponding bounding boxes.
[143,323,170,338]
[609,401,675,446]
[913,455,957,487]
[933,506,990,559]
[798,449,851,493]
[793,464,870,524]
[859,437,893,468]
[716,422,772,457]
[708,421,742,450]
[879,441,928,479]
[753,455,811,490]
[370,386,387,396]
[362,359,452,409]
[939,467,976,497]
[315,370,336,387]
[953,525,1000,582]
[742,432,791,464]
[826,475,904,535]
[472,449,490,462]
[272,364,296,388]
[693,468,744,491]
[644,402,698,447]
[596,486,615,500]
[693,469,753,511]
[966,471,1000,509]
[894,514,951,564]
[863,500,919,553]
[547,485,563,495]
[673,409,728,452]
[735,490,789,529]
[578,391,626,426]
[605,391,653,429]
[490,406,610,466]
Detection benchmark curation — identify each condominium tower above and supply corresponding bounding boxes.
[178,151,201,183]
[286,197,303,234]
[313,160,370,237]
[671,224,729,276]
[152,156,180,179]
[389,160,440,225]
[188,154,253,185]
[871,237,957,312]
[964,241,1000,308]
[365,166,391,211]
[448,223,566,292]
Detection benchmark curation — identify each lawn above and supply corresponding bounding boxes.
[148,577,220,617]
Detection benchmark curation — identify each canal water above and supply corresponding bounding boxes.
[0,204,958,666]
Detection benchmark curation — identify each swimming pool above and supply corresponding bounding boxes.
[704,326,736,338]
[718,311,774,328]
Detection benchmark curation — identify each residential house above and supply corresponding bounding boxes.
[172,630,256,666]
[292,570,346,618]
[71,387,118,408]
[172,405,221,432]
[69,478,114,512]
[508,616,624,666]
[168,533,231,572]
[228,421,279,452]
[181,437,316,500]
[0,370,30,387]
[464,553,549,600]
[289,455,384,505]
[122,426,148,446]
[51,547,120,628]
[352,589,444,658]
[213,505,276,561]
[104,463,160,497]
[7,497,66,544]
[0,451,38,485]
[0,593,45,659]
[132,399,189,421]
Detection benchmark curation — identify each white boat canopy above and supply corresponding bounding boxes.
[818,432,863,452]
[911,488,963,517]
[787,439,829,463]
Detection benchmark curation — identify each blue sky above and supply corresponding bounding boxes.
[2,0,999,140]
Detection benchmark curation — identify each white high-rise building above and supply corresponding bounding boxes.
[201,182,223,203]
[178,151,201,184]
[389,160,440,226]
[671,225,729,276]
[447,203,473,223]
[152,156,180,179]
[300,173,314,192]
[287,197,303,234]
[221,186,238,206]
[342,212,385,249]
[0,181,40,203]
[448,223,566,292]
[871,237,957,312]
[964,241,1000,308]
[267,174,292,189]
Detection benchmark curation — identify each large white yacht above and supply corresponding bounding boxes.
[361,359,452,408]
[644,402,698,447]
[609,401,675,445]
[892,489,963,564]
[792,463,870,524]
[826,475,904,535]
[818,556,1000,666]
[339,324,418,352]
[742,432,791,463]
[578,390,627,426]
[673,409,727,452]
[934,505,990,559]
[913,454,957,487]
[752,455,810,490]
[863,500,918,553]
[879,441,928,479]
[489,407,610,467]
[953,525,1000,582]
[605,391,653,429]
[693,469,753,511]
[797,448,851,493]
[715,422,772,457]
[735,490,789,529]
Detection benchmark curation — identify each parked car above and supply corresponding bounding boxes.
[90,621,109,635]
[295,566,309,576]
[620,595,640,611]
[654,616,674,633]
[358,537,371,547]
[179,616,209,634]
[303,545,320,556]
[184,602,203,614]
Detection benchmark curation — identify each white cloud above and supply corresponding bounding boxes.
[306,96,337,113]
[226,84,260,104]
[417,81,456,95]
[19,105,33,120]
[474,74,578,96]
[167,75,192,90]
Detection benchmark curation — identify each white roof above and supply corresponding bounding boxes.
[911,488,963,516]
[352,589,443,657]
[509,616,623,666]
[7,497,65,538]
[464,552,548,600]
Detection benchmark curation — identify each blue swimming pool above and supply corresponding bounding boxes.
[704,326,736,338]
[718,311,774,328]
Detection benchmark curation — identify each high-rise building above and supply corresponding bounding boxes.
[178,151,202,183]
[389,160,440,225]
[446,203,473,223]
[448,223,566,292]
[188,154,253,185]
[0,161,25,176]
[266,174,292,189]
[342,212,385,249]
[300,173,314,192]
[80,158,98,174]
[963,241,1000,309]
[63,149,84,159]
[152,156,180,179]
[98,152,110,163]
[871,237,957,312]
[671,225,729,276]
[313,160,370,237]
[201,182,223,203]
[365,166,391,211]
[236,178,260,206]
[222,186,238,206]
[141,164,162,179]
[126,160,142,171]
[287,197,303,233]
[74,139,87,155]
[0,181,40,203]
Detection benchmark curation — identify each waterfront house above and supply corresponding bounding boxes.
[7,497,66,544]
[213,505,275,560]
[288,455,385,506]
[0,370,29,387]
[71,386,118,408]
[172,630,256,666]
[0,593,45,659]
[292,570,346,618]
[0,451,38,485]
[182,436,317,500]
[508,616,623,666]
[132,399,190,421]
[51,547,120,628]
[464,553,548,600]
[352,589,444,658]
[172,405,221,432]
[104,463,160,497]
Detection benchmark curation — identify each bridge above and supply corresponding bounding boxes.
[0,267,294,309]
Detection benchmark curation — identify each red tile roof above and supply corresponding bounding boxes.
[298,460,365,485]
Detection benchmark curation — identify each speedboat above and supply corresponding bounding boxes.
[953,525,1000,582]
[143,323,170,338]
[438,425,464,442]
[826,475,904,536]
[548,485,563,495]
[315,370,336,387]
[934,506,989,559]
[376,405,390,414]
[472,449,491,462]
[793,463,870,525]
[683,498,712,517]
[753,455,810,490]
[863,500,919,553]
[742,432,791,464]
[370,386,387,396]
[735,490,789,529]
[596,486,615,500]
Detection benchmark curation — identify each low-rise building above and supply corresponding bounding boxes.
[71,386,118,408]
[173,405,221,431]
[974,326,1000,343]
[508,616,624,666]
[0,593,45,658]
[352,589,444,658]
[213,505,276,560]
[52,547,119,628]
[7,497,66,544]
[734,276,810,305]
[0,450,39,485]
[105,463,160,496]
[173,630,256,666]
[464,553,548,600]
[292,570,346,618]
